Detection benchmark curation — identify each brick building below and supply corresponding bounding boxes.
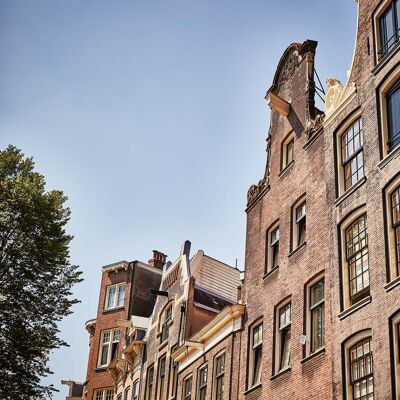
[81,253,165,400]
[63,1,400,399]
[241,0,400,399]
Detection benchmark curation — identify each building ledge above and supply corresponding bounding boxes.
[338,296,371,320]
[334,176,367,207]
[243,383,262,395]
[94,367,107,372]
[278,160,294,179]
[263,267,279,281]
[102,306,125,315]
[303,127,324,151]
[288,242,306,259]
[301,347,325,364]
[270,366,291,381]
[378,144,400,170]
[385,275,400,293]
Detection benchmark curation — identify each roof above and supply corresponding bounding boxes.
[193,287,233,312]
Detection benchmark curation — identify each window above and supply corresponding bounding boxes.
[94,389,114,400]
[387,80,400,152]
[345,214,370,306]
[117,394,122,400]
[292,198,306,250]
[123,387,130,400]
[183,376,192,400]
[133,380,139,399]
[377,0,400,60]
[340,118,364,192]
[265,223,279,274]
[145,365,154,400]
[385,179,400,281]
[390,311,400,398]
[157,356,166,400]
[98,329,120,367]
[105,283,126,310]
[160,304,173,343]
[344,334,374,400]
[197,366,207,400]
[249,323,262,387]
[215,354,225,400]
[169,357,178,399]
[275,302,291,372]
[281,132,295,170]
[308,278,325,353]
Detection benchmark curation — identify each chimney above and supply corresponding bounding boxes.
[148,250,167,270]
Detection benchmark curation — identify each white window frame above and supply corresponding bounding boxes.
[98,328,120,367]
[105,282,126,310]
[183,375,193,400]
[292,197,306,250]
[214,352,226,400]
[94,389,114,400]
[197,364,208,400]
[275,301,292,374]
[281,131,295,170]
[248,322,263,388]
[265,221,280,274]
[305,275,325,355]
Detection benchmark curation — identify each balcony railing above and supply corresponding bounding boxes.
[378,28,400,60]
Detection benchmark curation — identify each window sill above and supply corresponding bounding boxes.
[279,160,294,178]
[372,41,400,76]
[378,143,400,170]
[95,367,107,372]
[288,241,306,259]
[334,176,366,207]
[270,366,291,381]
[263,267,279,281]
[157,340,169,352]
[338,295,371,320]
[244,383,262,395]
[102,306,125,314]
[385,275,400,292]
[301,347,325,364]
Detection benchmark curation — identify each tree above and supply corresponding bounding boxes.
[0,145,82,399]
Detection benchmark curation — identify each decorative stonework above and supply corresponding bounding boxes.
[247,175,270,209]
[279,50,301,86]
[108,358,128,389]
[324,78,357,122]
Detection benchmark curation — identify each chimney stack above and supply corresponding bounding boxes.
[148,250,167,270]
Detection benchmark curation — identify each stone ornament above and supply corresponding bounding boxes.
[324,78,356,120]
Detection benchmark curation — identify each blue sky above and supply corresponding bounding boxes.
[0,1,356,398]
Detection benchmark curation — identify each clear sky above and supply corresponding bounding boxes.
[0,1,356,398]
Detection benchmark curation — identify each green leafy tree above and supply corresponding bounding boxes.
[0,146,82,399]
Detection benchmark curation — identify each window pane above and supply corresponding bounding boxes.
[253,347,262,385]
[95,390,103,400]
[117,285,125,307]
[280,327,291,369]
[100,344,109,365]
[388,83,400,150]
[310,280,324,306]
[311,305,324,352]
[106,390,114,400]
[392,187,400,225]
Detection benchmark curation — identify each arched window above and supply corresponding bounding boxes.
[159,303,173,343]
[343,330,374,400]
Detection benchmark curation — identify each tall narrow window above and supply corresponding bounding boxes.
[281,132,295,170]
[309,279,324,353]
[145,365,154,400]
[105,283,126,310]
[391,312,400,398]
[170,359,178,399]
[157,356,166,400]
[198,366,207,400]
[378,0,400,59]
[249,323,262,387]
[160,305,173,343]
[98,329,120,367]
[345,214,370,305]
[349,338,374,399]
[133,380,139,400]
[392,185,400,277]
[293,201,306,248]
[387,80,400,153]
[123,387,130,400]
[183,376,192,400]
[266,223,280,274]
[341,118,364,191]
[277,302,291,371]
[215,354,225,400]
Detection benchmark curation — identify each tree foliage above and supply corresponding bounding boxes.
[0,145,82,399]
